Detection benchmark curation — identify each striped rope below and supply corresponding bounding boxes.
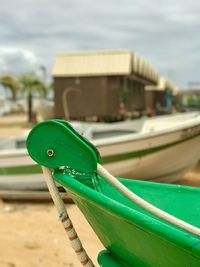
[42,166,95,267]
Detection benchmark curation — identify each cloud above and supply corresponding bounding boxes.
[0,47,39,75]
[0,0,200,87]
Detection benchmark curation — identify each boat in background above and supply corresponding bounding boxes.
[0,136,45,190]
[74,112,200,182]
[0,112,200,190]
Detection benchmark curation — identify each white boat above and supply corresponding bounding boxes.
[0,112,200,190]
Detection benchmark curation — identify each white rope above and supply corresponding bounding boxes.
[97,163,200,237]
[42,166,95,267]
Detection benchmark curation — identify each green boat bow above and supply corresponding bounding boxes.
[26,119,200,267]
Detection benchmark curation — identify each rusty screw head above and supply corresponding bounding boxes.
[47,149,55,157]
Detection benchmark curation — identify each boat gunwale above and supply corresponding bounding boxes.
[0,122,200,157]
[93,120,200,146]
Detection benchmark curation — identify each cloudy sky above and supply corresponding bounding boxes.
[0,0,200,88]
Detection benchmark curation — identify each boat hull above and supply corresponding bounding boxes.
[101,134,200,182]
[0,113,200,189]
[54,175,200,267]
[0,131,199,189]
[0,152,46,190]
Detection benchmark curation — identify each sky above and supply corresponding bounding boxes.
[0,0,200,89]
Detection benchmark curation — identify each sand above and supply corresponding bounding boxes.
[0,201,103,267]
[0,114,30,137]
[175,163,200,186]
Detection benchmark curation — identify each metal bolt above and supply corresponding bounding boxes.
[47,149,55,157]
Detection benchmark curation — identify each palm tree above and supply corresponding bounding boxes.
[0,74,20,101]
[20,74,48,122]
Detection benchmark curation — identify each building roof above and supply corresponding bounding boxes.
[178,89,200,96]
[146,76,178,95]
[52,50,159,83]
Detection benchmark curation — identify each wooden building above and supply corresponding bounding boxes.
[145,77,178,115]
[52,50,159,121]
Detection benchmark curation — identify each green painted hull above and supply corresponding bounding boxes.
[55,173,200,267]
[26,119,200,266]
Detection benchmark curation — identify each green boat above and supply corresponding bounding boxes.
[27,120,200,267]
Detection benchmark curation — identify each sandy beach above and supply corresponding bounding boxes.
[0,114,200,266]
[0,201,103,267]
